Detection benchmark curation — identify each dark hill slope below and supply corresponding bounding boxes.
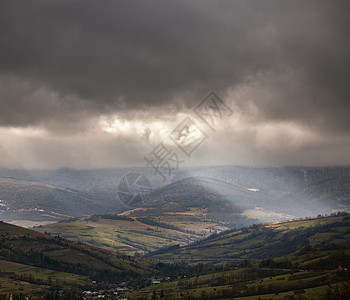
[132,176,276,219]
[149,213,350,261]
[0,222,158,282]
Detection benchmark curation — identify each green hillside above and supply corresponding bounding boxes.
[128,214,350,299]
[127,266,349,299]
[0,221,159,296]
[34,177,269,256]
[2,214,350,299]
[33,212,235,256]
[149,213,350,263]
[0,259,90,295]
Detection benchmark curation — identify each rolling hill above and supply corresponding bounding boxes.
[0,221,159,295]
[2,214,350,299]
[2,167,350,263]
[138,176,274,217]
[0,176,107,225]
[34,176,350,256]
[149,213,350,263]
[1,166,350,226]
[127,214,350,299]
[279,177,350,214]
[35,177,274,255]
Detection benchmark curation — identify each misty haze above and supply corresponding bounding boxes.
[0,1,350,299]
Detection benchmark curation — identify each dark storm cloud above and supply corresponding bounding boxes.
[0,0,350,169]
[1,0,349,132]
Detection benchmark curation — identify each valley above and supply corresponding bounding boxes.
[2,1,349,298]
[128,214,350,299]
[33,176,273,255]
[1,214,350,299]
[1,167,350,299]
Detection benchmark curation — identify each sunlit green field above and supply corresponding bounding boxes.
[34,210,229,255]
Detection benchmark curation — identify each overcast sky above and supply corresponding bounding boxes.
[0,0,349,169]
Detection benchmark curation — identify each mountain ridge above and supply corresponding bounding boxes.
[0,176,105,223]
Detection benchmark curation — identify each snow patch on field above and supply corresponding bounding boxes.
[247,188,260,192]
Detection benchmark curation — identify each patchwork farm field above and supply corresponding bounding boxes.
[34,210,231,255]
[150,214,350,262]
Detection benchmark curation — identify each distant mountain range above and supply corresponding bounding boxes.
[122,176,295,223]
[0,166,349,226]
[0,176,106,223]
[33,174,350,256]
